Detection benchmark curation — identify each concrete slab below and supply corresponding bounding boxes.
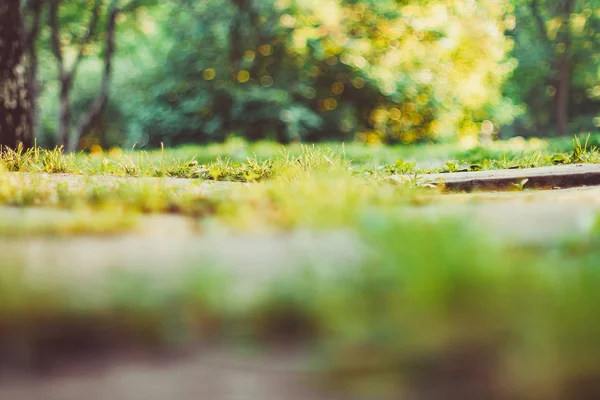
[422,163,600,192]
[411,185,600,245]
[0,229,364,306]
[1,185,599,286]
[3,171,600,400]
[2,172,242,196]
[1,187,598,296]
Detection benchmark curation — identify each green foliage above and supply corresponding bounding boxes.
[504,0,600,136]
[105,0,517,147]
[25,0,600,148]
[386,158,417,175]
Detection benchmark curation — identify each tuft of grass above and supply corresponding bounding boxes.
[203,157,275,182]
[0,171,219,217]
[1,143,30,171]
[216,166,428,232]
[0,145,77,173]
[41,146,78,173]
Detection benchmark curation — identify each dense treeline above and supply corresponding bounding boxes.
[4,0,600,150]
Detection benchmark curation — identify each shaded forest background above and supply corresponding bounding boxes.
[18,0,600,150]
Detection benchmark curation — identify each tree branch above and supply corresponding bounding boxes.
[69,0,102,77]
[24,0,43,50]
[48,0,64,73]
[71,2,120,150]
[530,0,550,43]
[121,0,144,14]
[68,0,147,150]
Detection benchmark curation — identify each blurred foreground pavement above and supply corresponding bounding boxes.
[2,186,600,399]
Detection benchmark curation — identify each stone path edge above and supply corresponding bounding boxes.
[422,163,600,192]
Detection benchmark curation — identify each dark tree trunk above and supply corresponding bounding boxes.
[24,0,43,142]
[556,56,570,136]
[0,0,34,149]
[554,0,574,136]
[529,0,573,137]
[48,0,72,148]
[57,73,73,148]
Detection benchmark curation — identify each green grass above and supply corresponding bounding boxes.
[0,135,600,398]
[0,142,437,234]
[0,134,596,230]
[2,134,599,184]
[0,171,219,217]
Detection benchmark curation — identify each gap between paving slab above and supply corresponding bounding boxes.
[422,163,600,192]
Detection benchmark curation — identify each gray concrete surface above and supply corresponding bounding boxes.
[1,178,600,399]
[423,163,600,191]
[0,348,342,400]
[4,171,242,196]
[408,185,600,244]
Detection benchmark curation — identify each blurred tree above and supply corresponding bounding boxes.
[0,0,34,149]
[24,0,600,147]
[123,0,517,146]
[37,0,154,150]
[47,0,102,149]
[505,0,600,136]
[284,0,517,143]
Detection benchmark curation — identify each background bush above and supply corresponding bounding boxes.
[31,0,600,149]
